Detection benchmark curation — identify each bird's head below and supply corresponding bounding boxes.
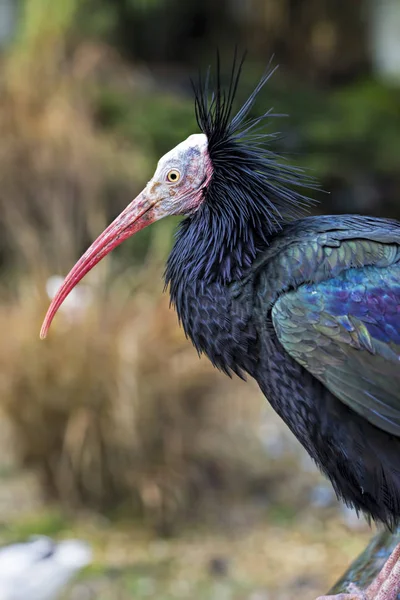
[140,132,213,217]
[40,55,314,339]
[110,131,213,228]
[40,133,213,339]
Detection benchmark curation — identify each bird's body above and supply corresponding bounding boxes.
[169,213,400,529]
[40,56,400,599]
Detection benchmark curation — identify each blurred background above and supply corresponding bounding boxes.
[0,0,399,598]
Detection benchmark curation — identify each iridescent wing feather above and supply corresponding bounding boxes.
[272,264,400,436]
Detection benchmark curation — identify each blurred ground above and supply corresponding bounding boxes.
[0,395,374,600]
[58,516,371,600]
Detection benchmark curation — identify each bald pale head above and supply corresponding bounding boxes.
[148,133,211,218]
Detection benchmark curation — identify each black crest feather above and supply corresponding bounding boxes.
[192,52,316,231]
[166,53,317,295]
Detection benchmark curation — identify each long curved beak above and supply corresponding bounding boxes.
[40,190,159,339]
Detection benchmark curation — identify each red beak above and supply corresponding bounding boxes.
[40,190,157,339]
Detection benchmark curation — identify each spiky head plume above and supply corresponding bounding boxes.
[192,52,315,233]
[165,53,317,295]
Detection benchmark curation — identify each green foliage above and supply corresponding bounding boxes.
[267,504,298,527]
[245,73,400,182]
[3,511,70,542]
[95,86,197,156]
[125,0,164,9]
[75,0,166,40]
[306,80,400,175]
[76,2,119,38]
[15,0,80,54]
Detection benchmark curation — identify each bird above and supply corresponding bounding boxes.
[0,536,92,600]
[40,55,400,600]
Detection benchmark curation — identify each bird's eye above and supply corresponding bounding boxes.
[166,169,181,183]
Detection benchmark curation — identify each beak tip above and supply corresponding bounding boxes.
[39,322,49,340]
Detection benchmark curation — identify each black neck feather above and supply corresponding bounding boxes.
[165,53,316,304]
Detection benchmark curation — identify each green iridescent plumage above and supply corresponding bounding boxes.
[272,264,400,436]
[240,216,400,438]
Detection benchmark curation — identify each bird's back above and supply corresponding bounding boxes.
[249,214,400,306]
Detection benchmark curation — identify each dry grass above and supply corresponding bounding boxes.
[0,42,144,282]
[1,288,235,524]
